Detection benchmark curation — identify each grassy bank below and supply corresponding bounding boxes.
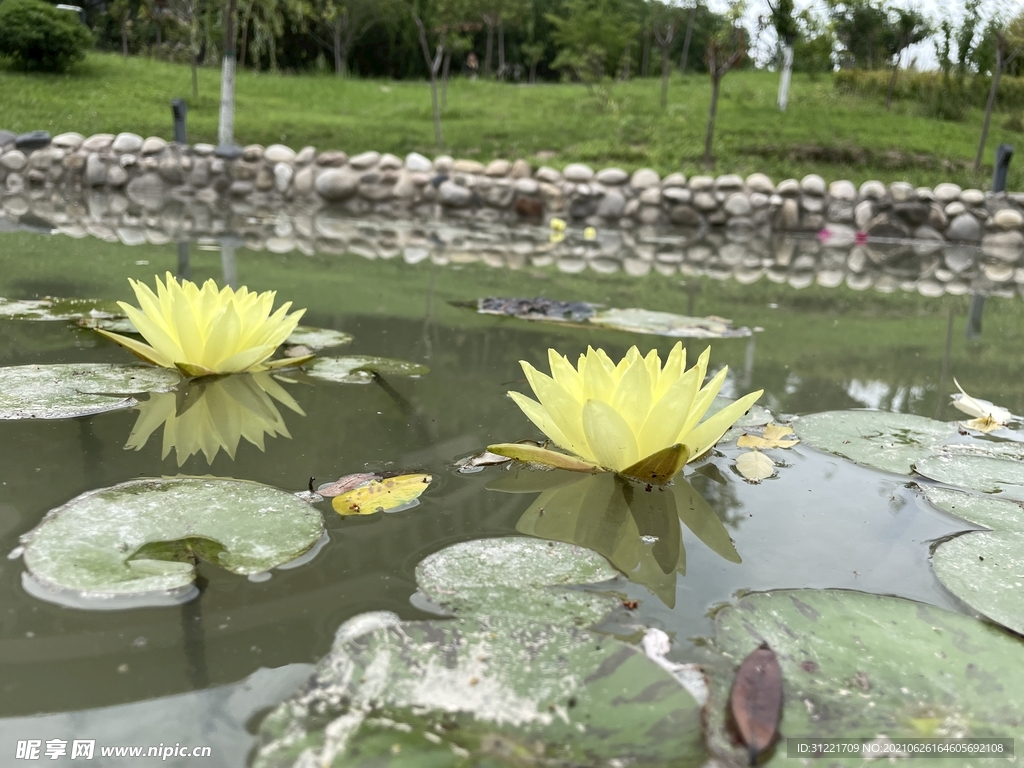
[1,53,1021,190]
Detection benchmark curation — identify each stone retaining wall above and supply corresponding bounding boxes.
[1,128,1023,263]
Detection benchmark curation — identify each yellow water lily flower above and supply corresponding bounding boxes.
[489,343,763,482]
[96,273,310,377]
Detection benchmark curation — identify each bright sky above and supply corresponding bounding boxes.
[703,0,1016,71]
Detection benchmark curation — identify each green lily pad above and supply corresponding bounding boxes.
[0,363,180,420]
[589,308,752,338]
[305,356,429,384]
[253,538,705,767]
[706,589,1024,766]
[284,325,354,351]
[0,296,124,321]
[794,410,957,475]
[20,477,325,606]
[924,486,1024,635]
[914,453,1024,500]
[415,536,619,626]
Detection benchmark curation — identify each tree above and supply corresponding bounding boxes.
[649,1,684,108]
[167,0,203,97]
[415,1,468,148]
[678,2,696,73]
[312,0,401,77]
[522,39,544,82]
[884,8,929,109]
[974,25,1024,172]
[466,0,531,78]
[109,0,139,55]
[767,0,797,110]
[218,0,238,146]
[827,0,895,70]
[792,8,834,76]
[547,0,640,86]
[702,6,746,168]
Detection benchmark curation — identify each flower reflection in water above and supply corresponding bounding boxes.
[125,372,305,465]
[489,471,740,607]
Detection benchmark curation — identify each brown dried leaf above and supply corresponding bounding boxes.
[317,473,377,498]
[736,451,774,483]
[730,642,782,764]
[736,423,799,450]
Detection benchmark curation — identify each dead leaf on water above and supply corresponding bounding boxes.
[736,423,800,450]
[730,642,782,765]
[455,449,512,473]
[736,451,774,483]
[317,473,377,497]
[332,473,432,516]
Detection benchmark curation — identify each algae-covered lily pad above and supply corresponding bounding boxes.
[253,538,705,767]
[0,296,124,321]
[924,486,1024,635]
[0,363,179,420]
[794,410,957,475]
[706,589,1024,766]
[20,477,325,605]
[305,356,428,384]
[915,452,1024,501]
[589,308,752,338]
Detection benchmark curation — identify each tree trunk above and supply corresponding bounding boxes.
[332,22,343,75]
[704,74,720,169]
[191,52,199,98]
[660,43,670,108]
[121,21,129,56]
[974,45,1003,173]
[156,23,162,46]
[238,10,249,68]
[498,21,505,75]
[680,7,695,73]
[442,51,451,108]
[777,43,793,111]
[642,30,650,77]
[218,0,238,147]
[529,61,537,84]
[484,22,494,77]
[415,17,444,148]
[885,47,902,110]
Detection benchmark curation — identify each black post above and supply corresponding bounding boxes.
[992,144,1013,193]
[171,98,188,144]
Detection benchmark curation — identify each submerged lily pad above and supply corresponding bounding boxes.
[283,325,354,351]
[915,453,1024,501]
[21,477,325,605]
[305,356,429,384]
[706,589,1024,766]
[0,296,124,321]
[254,538,704,767]
[0,363,179,420]
[794,410,957,475]
[589,308,752,338]
[924,487,1024,635]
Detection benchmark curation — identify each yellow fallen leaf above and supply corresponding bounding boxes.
[736,422,799,450]
[332,473,432,516]
[736,451,774,483]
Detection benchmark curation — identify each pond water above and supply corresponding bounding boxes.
[1,220,1023,766]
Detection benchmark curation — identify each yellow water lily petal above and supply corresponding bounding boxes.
[95,329,167,368]
[684,390,765,459]
[582,399,640,471]
[620,444,690,484]
[332,473,432,516]
[487,443,602,472]
[508,391,578,457]
[611,352,653,435]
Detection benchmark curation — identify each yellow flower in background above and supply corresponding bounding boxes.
[125,372,304,465]
[96,273,310,377]
[489,343,763,483]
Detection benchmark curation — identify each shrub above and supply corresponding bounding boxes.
[834,68,1024,114]
[0,0,93,72]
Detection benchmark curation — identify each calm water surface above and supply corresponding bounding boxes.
[0,229,1022,762]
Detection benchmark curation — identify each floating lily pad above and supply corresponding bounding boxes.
[0,363,179,420]
[284,325,354,351]
[415,536,619,625]
[915,453,1024,500]
[20,477,325,605]
[924,487,1024,635]
[76,316,137,333]
[589,308,752,338]
[475,296,597,321]
[253,538,704,767]
[0,296,124,321]
[305,356,429,384]
[706,589,1024,766]
[794,410,957,475]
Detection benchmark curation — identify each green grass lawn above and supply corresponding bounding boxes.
[1,52,1021,190]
